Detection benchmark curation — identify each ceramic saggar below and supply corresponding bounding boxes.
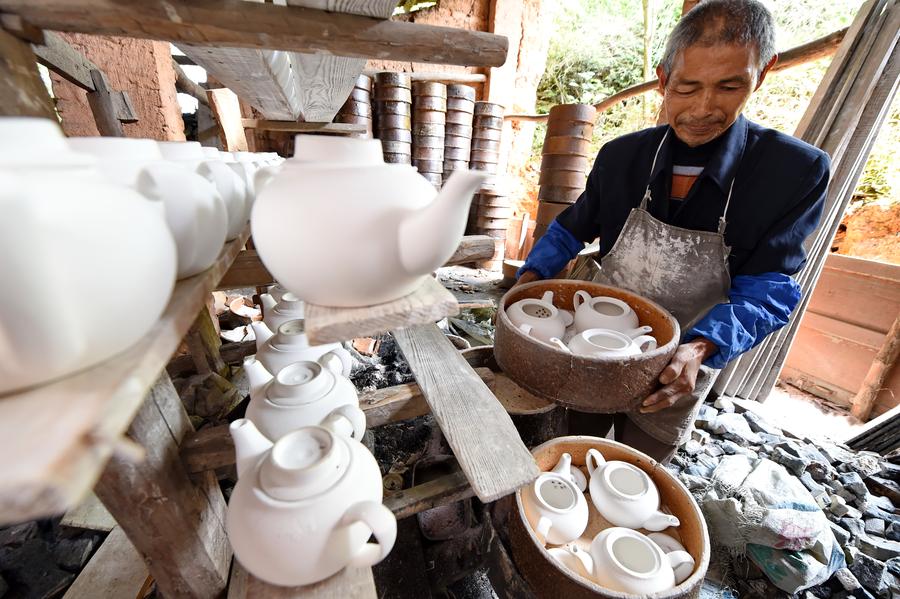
[252,135,489,307]
[506,290,573,344]
[0,118,176,394]
[589,527,694,593]
[250,319,352,377]
[521,472,589,546]
[585,448,680,531]
[244,355,365,441]
[68,136,228,279]
[227,419,396,586]
[567,328,657,358]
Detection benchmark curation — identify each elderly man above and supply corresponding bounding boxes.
[517,0,829,462]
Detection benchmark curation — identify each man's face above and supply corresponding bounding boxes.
[657,43,775,146]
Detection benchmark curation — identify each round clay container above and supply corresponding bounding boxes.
[443,159,470,172]
[413,123,445,137]
[375,86,412,103]
[509,436,709,599]
[470,161,499,173]
[444,147,471,161]
[548,103,597,123]
[447,111,475,126]
[413,159,444,173]
[476,194,511,208]
[339,100,372,117]
[472,138,501,152]
[448,84,477,101]
[375,100,412,116]
[414,110,447,124]
[383,152,411,164]
[380,140,412,154]
[494,279,680,411]
[413,135,445,149]
[478,205,513,219]
[444,135,472,150]
[475,215,509,230]
[542,136,592,156]
[473,127,503,142]
[375,72,411,87]
[536,201,570,225]
[335,114,371,126]
[412,146,444,161]
[547,120,594,140]
[539,169,587,188]
[470,149,500,164]
[379,129,413,143]
[540,154,590,172]
[412,81,447,98]
[445,123,473,137]
[538,185,583,203]
[447,98,476,113]
[473,115,504,130]
[349,87,371,103]
[421,172,442,186]
[376,114,411,129]
[474,101,505,117]
[414,96,448,112]
[354,73,372,89]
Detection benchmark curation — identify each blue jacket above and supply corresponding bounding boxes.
[521,116,830,368]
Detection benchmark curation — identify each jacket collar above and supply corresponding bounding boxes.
[648,114,749,193]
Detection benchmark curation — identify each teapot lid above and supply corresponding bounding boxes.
[266,361,333,405]
[259,427,349,501]
[291,135,384,167]
[0,117,95,168]
[275,293,305,315]
[272,320,310,350]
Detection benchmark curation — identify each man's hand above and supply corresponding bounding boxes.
[640,337,718,414]
[512,269,542,288]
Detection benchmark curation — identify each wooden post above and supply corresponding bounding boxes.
[207,87,249,151]
[0,26,55,117]
[851,314,900,421]
[185,302,228,377]
[86,69,125,136]
[94,372,231,599]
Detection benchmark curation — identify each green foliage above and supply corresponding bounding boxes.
[393,0,437,16]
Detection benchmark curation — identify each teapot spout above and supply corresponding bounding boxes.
[230,418,273,479]
[259,293,278,316]
[397,169,490,276]
[244,356,274,400]
[643,511,680,532]
[249,320,274,351]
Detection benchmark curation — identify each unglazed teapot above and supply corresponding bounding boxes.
[567,328,657,358]
[590,527,694,593]
[572,291,646,335]
[252,135,489,307]
[507,290,574,344]
[259,292,305,332]
[227,419,396,586]
[521,471,589,546]
[244,355,365,441]
[250,320,352,377]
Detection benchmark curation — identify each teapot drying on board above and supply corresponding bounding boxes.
[0,118,176,394]
[585,448,680,531]
[250,319,352,377]
[244,355,365,441]
[227,419,396,587]
[589,527,694,593]
[251,135,489,307]
[259,292,305,332]
[573,291,647,336]
[507,290,574,344]
[566,328,657,358]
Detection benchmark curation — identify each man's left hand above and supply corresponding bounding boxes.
[640,338,718,414]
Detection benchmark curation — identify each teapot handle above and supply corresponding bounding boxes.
[548,337,571,353]
[535,516,553,543]
[559,309,574,327]
[518,323,534,337]
[573,290,592,311]
[585,448,606,475]
[331,347,354,377]
[343,501,398,568]
[322,404,367,440]
[318,350,347,377]
[667,550,695,585]
[633,335,657,353]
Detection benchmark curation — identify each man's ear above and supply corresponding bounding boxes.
[755,54,778,90]
[656,65,667,96]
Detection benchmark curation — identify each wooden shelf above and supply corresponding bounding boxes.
[304,277,459,345]
[0,227,251,525]
[241,120,368,135]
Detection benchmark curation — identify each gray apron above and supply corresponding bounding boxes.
[588,129,734,445]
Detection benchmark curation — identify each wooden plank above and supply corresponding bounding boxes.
[241,119,367,134]
[393,324,538,502]
[60,492,116,532]
[0,0,509,68]
[180,368,496,475]
[0,227,250,525]
[304,276,459,345]
[228,561,376,599]
[208,87,250,151]
[95,372,231,599]
[445,235,495,266]
[0,27,55,117]
[807,254,900,334]
[384,470,473,520]
[62,526,149,599]
[852,314,900,421]
[32,29,96,90]
[86,69,125,136]
[173,59,210,107]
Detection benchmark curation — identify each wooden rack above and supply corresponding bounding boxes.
[0,4,536,598]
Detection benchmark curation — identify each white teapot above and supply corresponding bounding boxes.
[252,135,489,307]
[521,471,589,546]
[68,136,228,279]
[550,452,587,493]
[585,449,679,531]
[567,328,657,358]
[244,355,365,441]
[227,419,396,587]
[572,291,646,335]
[0,118,176,394]
[590,527,694,593]
[507,290,574,344]
[259,292,305,332]
[157,141,248,241]
[250,319,352,377]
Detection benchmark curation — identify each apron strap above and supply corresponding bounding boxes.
[717,178,735,236]
[640,129,670,211]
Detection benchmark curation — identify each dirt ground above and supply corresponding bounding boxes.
[832,198,900,265]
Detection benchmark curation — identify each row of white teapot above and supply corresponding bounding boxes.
[0,117,282,396]
[508,290,658,358]
[521,450,694,594]
[227,286,397,587]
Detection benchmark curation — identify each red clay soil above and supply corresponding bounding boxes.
[832,200,900,265]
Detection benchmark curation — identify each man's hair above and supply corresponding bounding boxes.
[659,0,776,76]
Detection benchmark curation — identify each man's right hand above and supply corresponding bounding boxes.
[513,269,542,288]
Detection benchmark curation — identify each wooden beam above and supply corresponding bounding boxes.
[505,27,849,122]
[384,470,473,520]
[242,119,367,134]
[180,368,496,475]
[0,26,55,117]
[0,0,510,68]
[173,53,196,66]
[173,59,209,107]
[86,69,125,136]
[851,314,900,421]
[94,373,231,599]
[363,70,486,84]
[393,325,539,502]
[62,526,150,599]
[208,87,249,151]
[304,276,459,345]
[445,235,496,266]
